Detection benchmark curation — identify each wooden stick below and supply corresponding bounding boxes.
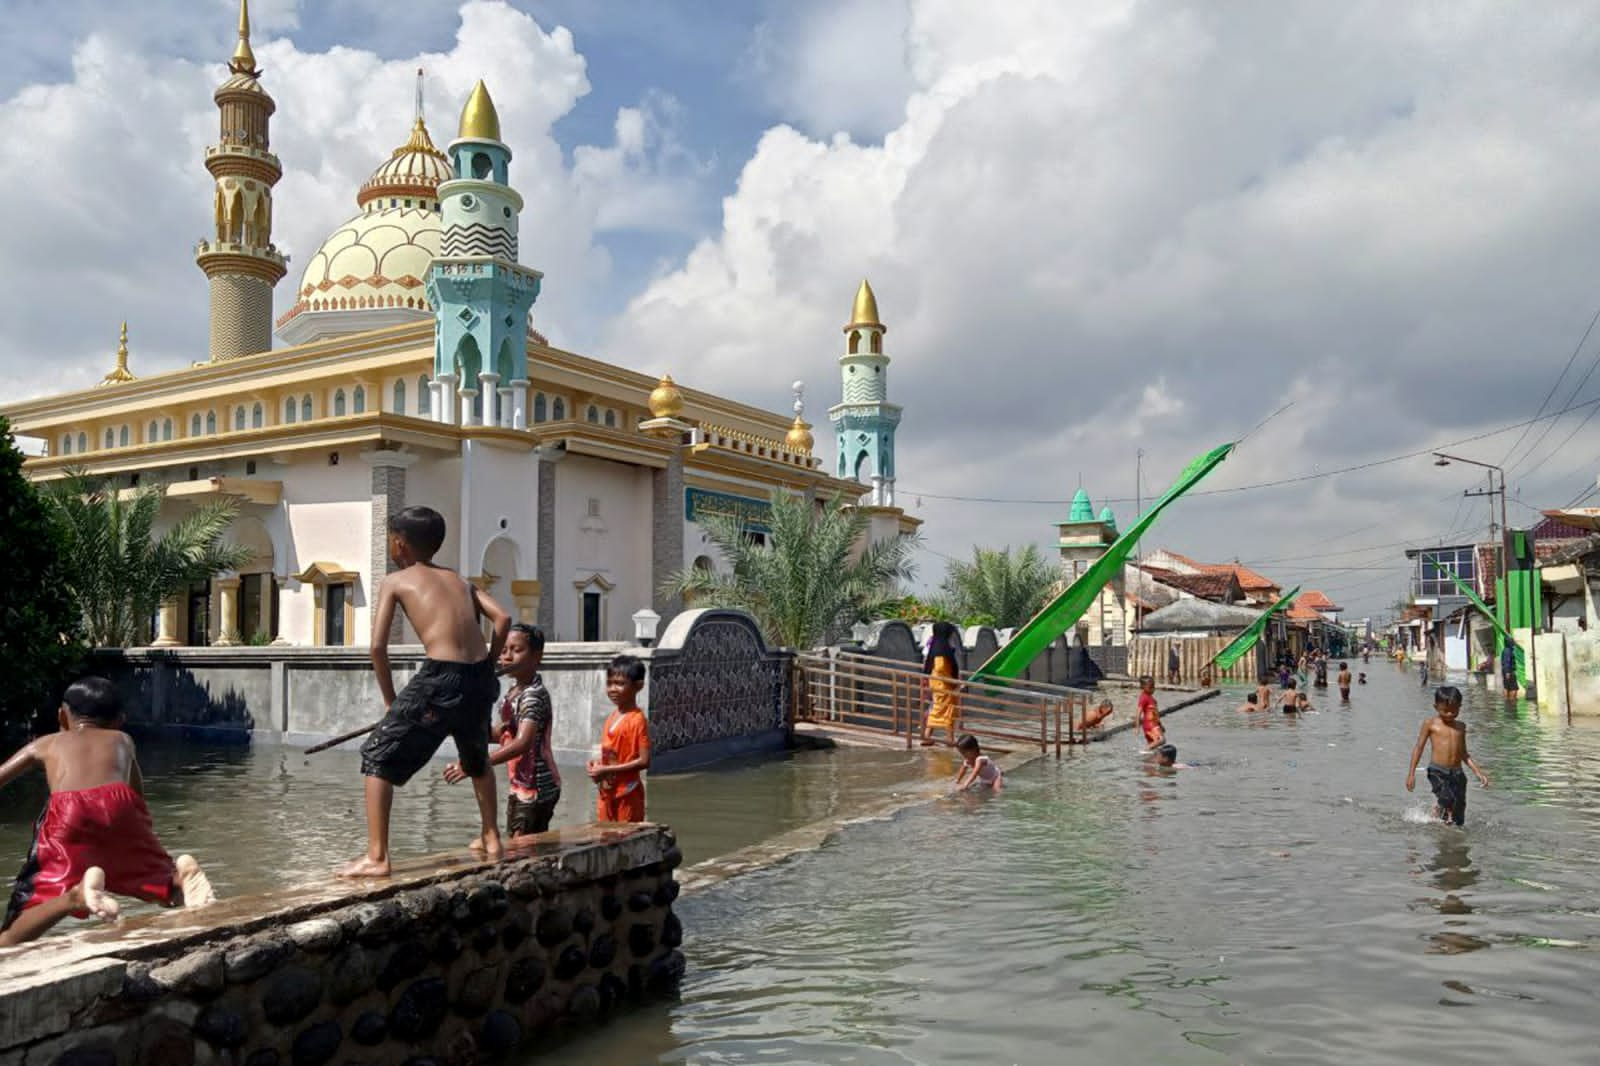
[303,723,378,755]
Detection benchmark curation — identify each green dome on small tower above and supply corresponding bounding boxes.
[1068,488,1095,522]
[1099,506,1117,531]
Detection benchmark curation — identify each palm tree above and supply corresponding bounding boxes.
[43,472,254,647]
[938,544,1055,629]
[664,491,918,649]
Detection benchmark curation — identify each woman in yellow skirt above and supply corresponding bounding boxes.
[920,621,963,747]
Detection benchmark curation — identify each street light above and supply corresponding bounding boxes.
[1431,451,1535,699]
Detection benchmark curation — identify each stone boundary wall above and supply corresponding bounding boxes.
[86,608,794,769]
[0,825,683,1066]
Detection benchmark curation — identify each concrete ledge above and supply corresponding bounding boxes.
[0,824,684,1065]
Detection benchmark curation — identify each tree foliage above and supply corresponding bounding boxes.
[0,419,84,734]
[938,544,1056,629]
[664,491,918,649]
[43,471,254,648]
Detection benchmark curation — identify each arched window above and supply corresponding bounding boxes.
[206,411,217,435]
[105,429,115,449]
[163,419,173,441]
[147,421,158,442]
[284,398,297,424]
[77,432,87,453]
[252,403,263,429]
[353,386,366,414]
[586,405,599,424]
[392,379,406,415]
[234,407,246,432]
[553,397,566,421]
[849,330,860,354]
[604,409,617,429]
[334,390,346,417]
[417,375,430,416]
[119,426,129,447]
[870,332,881,354]
[191,415,202,437]
[301,395,313,421]
[62,435,72,456]
[533,394,547,422]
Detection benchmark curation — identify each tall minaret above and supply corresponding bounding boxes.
[829,280,902,506]
[424,81,543,428]
[195,0,286,361]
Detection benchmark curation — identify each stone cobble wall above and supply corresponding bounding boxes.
[0,828,683,1066]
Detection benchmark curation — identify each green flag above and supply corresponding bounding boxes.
[972,442,1236,681]
[1211,586,1301,672]
[1439,562,1526,685]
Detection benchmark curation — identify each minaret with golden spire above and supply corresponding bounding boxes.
[195,0,287,362]
[829,279,902,505]
[96,323,138,387]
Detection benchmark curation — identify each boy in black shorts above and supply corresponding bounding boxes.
[340,506,510,877]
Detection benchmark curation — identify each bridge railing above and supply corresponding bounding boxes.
[793,650,1095,757]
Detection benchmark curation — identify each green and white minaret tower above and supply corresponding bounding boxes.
[829,280,902,506]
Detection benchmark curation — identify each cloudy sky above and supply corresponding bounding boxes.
[7,0,1600,619]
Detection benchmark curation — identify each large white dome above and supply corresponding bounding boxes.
[275,118,451,345]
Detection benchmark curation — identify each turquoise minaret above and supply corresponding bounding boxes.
[425,80,543,427]
[829,279,902,506]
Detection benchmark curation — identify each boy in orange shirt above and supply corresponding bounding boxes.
[587,655,651,822]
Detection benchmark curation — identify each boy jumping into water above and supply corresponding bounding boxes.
[588,656,651,823]
[0,678,213,945]
[1404,686,1490,826]
[343,506,510,877]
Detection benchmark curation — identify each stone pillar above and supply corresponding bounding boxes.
[436,373,459,426]
[459,389,479,428]
[870,474,884,506]
[153,597,181,647]
[511,580,542,624]
[536,446,564,634]
[498,387,513,428]
[478,372,500,427]
[510,379,529,430]
[214,577,241,646]
[364,448,415,643]
[652,447,686,620]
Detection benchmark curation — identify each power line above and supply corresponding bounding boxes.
[1498,296,1600,471]
[902,393,1600,508]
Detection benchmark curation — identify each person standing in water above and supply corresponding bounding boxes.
[1338,662,1352,703]
[920,621,963,747]
[1405,686,1489,826]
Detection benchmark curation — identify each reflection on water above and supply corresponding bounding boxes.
[547,664,1600,1065]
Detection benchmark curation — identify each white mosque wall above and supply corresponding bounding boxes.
[457,439,539,597]
[551,454,653,642]
[278,458,375,646]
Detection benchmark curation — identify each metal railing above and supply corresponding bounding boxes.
[793,651,1095,757]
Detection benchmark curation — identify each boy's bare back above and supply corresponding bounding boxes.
[378,563,490,663]
[1421,715,1468,767]
[30,728,138,794]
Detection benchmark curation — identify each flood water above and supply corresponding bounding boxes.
[3,665,1598,1064]
[550,664,1600,1065]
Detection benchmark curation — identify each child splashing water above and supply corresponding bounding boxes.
[953,735,1002,792]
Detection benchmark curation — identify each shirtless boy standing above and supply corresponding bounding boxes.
[0,677,212,945]
[1338,662,1352,703]
[342,506,511,877]
[1404,686,1490,826]
[1256,676,1275,713]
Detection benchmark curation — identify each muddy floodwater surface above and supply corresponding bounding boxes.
[2,665,1597,1064]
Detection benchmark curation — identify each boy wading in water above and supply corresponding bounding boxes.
[446,623,561,836]
[1137,675,1165,752]
[1405,686,1490,826]
[0,678,213,945]
[1338,662,1352,703]
[343,507,511,877]
[953,735,1003,792]
[588,656,651,823]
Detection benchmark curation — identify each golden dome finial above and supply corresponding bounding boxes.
[229,0,258,75]
[786,415,814,454]
[458,80,502,142]
[847,278,882,330]
[97,322,138,387]
[648,374,685,419]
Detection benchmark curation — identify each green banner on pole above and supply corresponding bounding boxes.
[1211,586,1301,672]
[1440,564,1526,686]
[972,442,1236,681]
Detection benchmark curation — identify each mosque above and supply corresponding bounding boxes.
[0,2,916,648]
